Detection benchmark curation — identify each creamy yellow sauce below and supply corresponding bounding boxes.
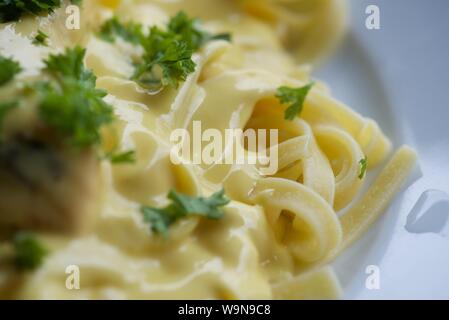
[0,0,417,300]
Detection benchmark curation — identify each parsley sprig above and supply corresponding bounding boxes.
[0,54,22,86]
[134,27,196,89]
[98,11,231,90]
[99,16,144,45]
[0,0,83,23]
[36,46,114,148]
[33,29,49,46]
[141,189,230,238]
[0,0,61,23]
[359,156,368,179]
[104,149,136,164]
[12,232,48,271]
[0,49,119,160]
[275,83,314,121]
[167,11,231,51]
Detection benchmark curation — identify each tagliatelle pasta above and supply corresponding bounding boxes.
[0,0,417,300]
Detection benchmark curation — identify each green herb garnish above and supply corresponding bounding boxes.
[33,29,49,46]
[167,11,231,51]
[0,0,83,23]
[0,0,61,23]
[98,11,231,90]
[133,27,196,89]
[35,46,114,148]
[12,232,48,271]
[99,16,144,45]
[105,149,136,164]
[0,55,22,86]
[275,83,314,121]
[141,189,230,237]
[359,156,368,179]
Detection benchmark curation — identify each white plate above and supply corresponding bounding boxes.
[315,0,449,299]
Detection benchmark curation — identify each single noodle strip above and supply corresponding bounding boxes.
[329,145,417,260]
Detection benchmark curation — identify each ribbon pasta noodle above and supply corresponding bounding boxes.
[0,0,417,300]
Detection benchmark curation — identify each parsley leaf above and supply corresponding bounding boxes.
[105,149,136,164]
[0,55,22,86]
[359,156,368,179]
[98,16,144,45]
[141,206,175,238]
[36,46,114,148]
[0,0,62,23]
[12,231,48,271]
[33,29,49,46]
[44,46,94,81]
[141,189,230,237]
[133,28,196,89]
[98,12,231,90]
[167,11,231,51]
[168,188,230,219]
[276,83,314,121]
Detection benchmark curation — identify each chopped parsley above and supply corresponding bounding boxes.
[0,0,82,23]
[0,0,62,23]
[33,29,49,46]
[0,54,22,86]
[12,232,48,271]
[134,27,196,90]
[36,46,114,148]
[0,48,113,149]
[105,149,136,164]
[98,11,231,90]
[167,11,231,51]
[275,83,314,121]
[141,189,230,237]
[359,156,368,179]
[99,16,144,45]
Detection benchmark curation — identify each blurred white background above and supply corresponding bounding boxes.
[316,0,449,299]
